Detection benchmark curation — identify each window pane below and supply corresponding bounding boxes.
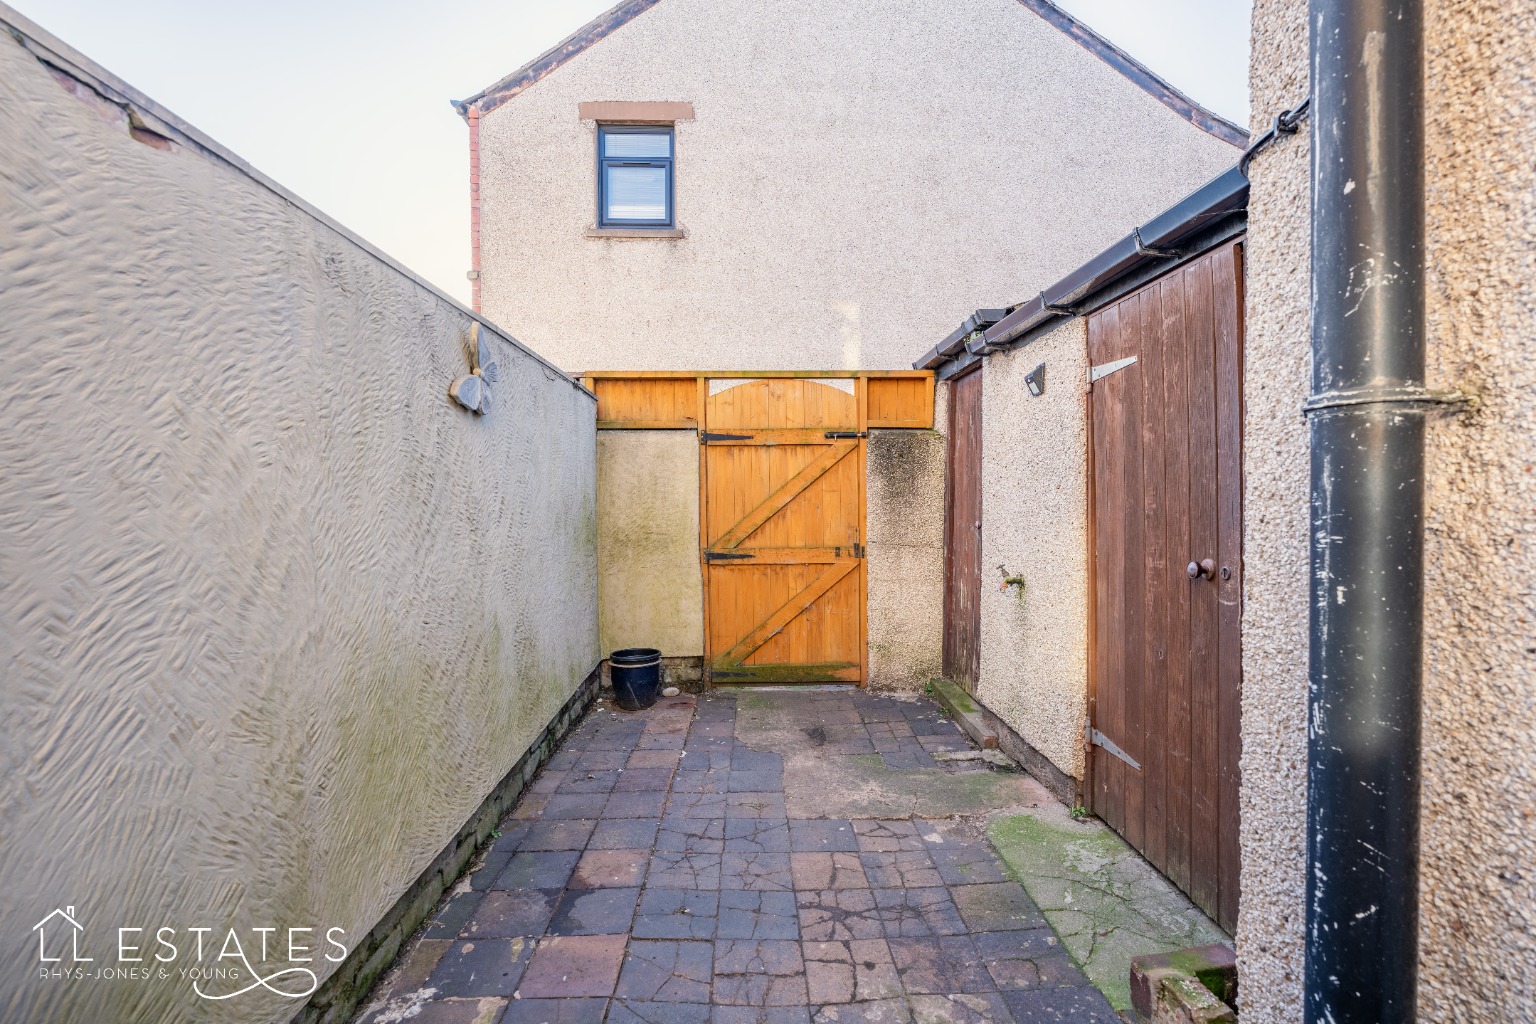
[602,130,672,159]
[605,165,668,222]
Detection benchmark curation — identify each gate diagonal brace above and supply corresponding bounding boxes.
[712,559,858,670]
[713,441,857,550]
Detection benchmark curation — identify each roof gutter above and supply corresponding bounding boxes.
[914,309,1009,372]
[912,165,1250,371]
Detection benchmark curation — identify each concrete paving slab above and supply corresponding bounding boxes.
[427,937,534,997]
[987,802,1229,1012]
[351,689,1170,1023]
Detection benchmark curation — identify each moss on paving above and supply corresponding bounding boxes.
[987,810,1229,1011]
[928,676,978,715]
[723,687,1230,1012]
[734,692,778,712]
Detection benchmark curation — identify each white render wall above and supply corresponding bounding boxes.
[475,0,1240,372]
[0,21,597,1024]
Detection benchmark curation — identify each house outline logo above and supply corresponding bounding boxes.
[34,906,92,963]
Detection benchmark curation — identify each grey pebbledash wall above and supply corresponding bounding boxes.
[0,10,598,1024]
[1236,1,1310,1016]
[977,321,1091,785]
[1242,0,1536,1019]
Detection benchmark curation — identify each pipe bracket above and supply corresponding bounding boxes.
[1239,96,1311,178]
[1132,227,1180,259]
[1302,386,1473,417]
[1038,291,1075,316]
[963,330,997,356]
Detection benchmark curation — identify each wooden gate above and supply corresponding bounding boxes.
[1087,240,1243,933]
[584,370,933,687]
[943,366,983,692]
[702,378,867,685]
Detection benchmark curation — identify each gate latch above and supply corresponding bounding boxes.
[824,431,867,439]
[1086,723,1142,771]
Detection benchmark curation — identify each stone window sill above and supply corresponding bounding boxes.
[585,226,686,240]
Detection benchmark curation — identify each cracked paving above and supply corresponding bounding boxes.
[352,689,1139,1023]
[986,807,1230,1011]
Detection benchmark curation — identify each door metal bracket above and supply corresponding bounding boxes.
[1087,723,1142,771]
[823,431,867,439]
[1088,356,1138,384]
[704,551,754,561]
[702,431,754,443]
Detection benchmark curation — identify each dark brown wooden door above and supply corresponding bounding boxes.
[943,366,983,692]
[1087,240,1243,933]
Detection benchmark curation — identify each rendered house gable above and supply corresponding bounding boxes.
[466,0,1242,372]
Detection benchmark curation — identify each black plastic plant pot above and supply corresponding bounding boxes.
[609,648,663,711]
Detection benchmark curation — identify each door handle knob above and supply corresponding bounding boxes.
[1187,559,1216,580]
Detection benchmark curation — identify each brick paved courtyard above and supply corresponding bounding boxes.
[355,689,1122,1024]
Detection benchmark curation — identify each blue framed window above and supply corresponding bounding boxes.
[598,125,674,228]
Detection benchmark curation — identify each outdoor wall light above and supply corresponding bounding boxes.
[450,323,498,415]
[1025,362,1046,397]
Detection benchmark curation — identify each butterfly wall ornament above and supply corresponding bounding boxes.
[450,323,499,415]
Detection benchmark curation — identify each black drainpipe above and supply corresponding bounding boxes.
[1305,0,1425,1021]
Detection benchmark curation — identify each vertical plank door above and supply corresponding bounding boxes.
[701,378,866,685]
[1087,240,1243,934]
[943,366,983,693]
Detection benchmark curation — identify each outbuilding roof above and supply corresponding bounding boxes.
[452,0,1248,147]
[912,163,1251,376]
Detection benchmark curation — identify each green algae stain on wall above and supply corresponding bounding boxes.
[327,629,493,911]
[866,427,946,691]
[314,614,589,945]
[596,431,702,657]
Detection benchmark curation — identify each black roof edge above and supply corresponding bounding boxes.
[936,349,982,382]
[456,0,664,118]
[985,165,1249,347]
[913,164,1249,371]
[1014,0,1249,148]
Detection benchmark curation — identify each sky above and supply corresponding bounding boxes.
[12,0,1251,306]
